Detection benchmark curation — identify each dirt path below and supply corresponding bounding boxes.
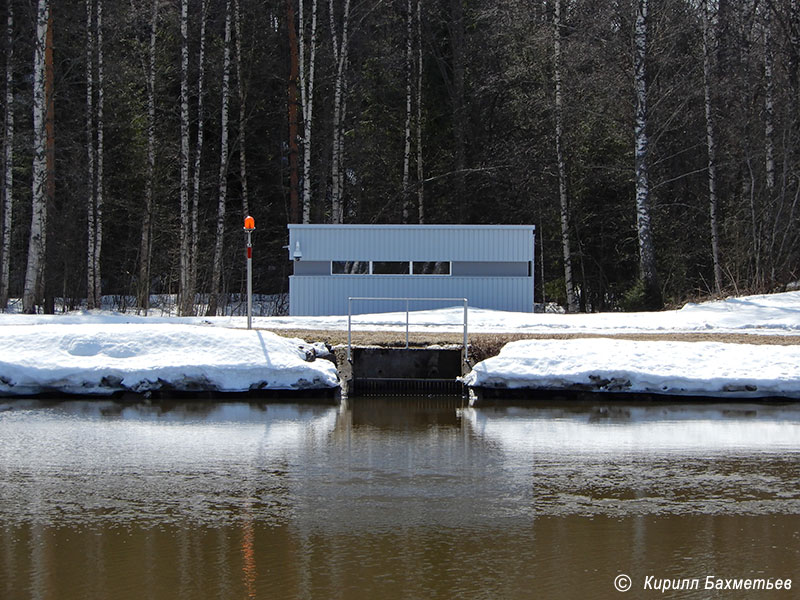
[264,329,800,364]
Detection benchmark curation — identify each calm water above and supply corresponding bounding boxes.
[1,397,799,599]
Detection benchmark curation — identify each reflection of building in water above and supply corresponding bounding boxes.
[346,397,464,430]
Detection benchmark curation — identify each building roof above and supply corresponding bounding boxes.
[288,224,536,262]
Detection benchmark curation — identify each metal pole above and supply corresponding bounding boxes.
[463,299,468,364]
[246,230,253,330]
[347,297,352,361]
[405,298,409,349]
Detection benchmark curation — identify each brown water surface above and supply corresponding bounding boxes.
[1,398,799,599]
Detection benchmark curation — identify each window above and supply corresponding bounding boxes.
[372,261,410,275]
[332,261,369,275]
[412,261,450,275]
[330,260,452,275]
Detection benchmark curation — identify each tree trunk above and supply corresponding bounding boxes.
[94,0,104,307]
[633,0,660,309]
[85,0,96,309]
[234,0,249,218]
[449,0,467,209]
[554,0,577,313]
[43,5,54,313]
[791,0,800,120]
[401,0,413,223]
[207,0,232,317]
[764,11,775,197]
[299,0,318,224]
[137,0,158,314]
[191,0,209,304]
[23,0,50,314]
[178,0,192,316]
[703,0,723,295]
[763,8,777,285]
[329,0,350,224]
[287,0,300,223]
[415,0,424,224]
[0,0,13,309]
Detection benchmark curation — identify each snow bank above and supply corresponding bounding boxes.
[1,291,797,398]
[3,291,799,335]
[463,338,800,398]
[256,291,800,335]
[0,324,338,396]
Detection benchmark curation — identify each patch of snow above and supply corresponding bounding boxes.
[0,324,338,396]
[3,291,799,335]
[254,291,800,335]
[462,338,800,398]
[1,291,798,398]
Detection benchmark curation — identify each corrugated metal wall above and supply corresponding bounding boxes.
[288,225,535,262]
[289,275,534,315]
[287,225,536,315]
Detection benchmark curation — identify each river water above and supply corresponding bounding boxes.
[1,397,799,599]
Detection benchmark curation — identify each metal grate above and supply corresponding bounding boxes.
[349,378,465,397]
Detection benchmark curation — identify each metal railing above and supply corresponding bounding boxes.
[347,297,468,363]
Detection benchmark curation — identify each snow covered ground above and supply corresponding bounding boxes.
[252,289,800,335]
[3,291,799,335]
[462,338,800,398]
[457,292,800,398]
[0,324,337,396]
[0,291,798,398]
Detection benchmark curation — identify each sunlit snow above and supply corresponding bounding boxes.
[0,324,338,396]
[0,291,798,398]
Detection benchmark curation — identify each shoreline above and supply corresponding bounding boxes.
[267,328,800,364]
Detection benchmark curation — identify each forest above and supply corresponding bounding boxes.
[0,0,798,315]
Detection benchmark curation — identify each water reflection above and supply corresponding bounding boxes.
[2,398,799,599]
[468,403,800,453]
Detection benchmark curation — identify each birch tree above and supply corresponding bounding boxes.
[449,0,467,203]
[178,0,192,316]
[94,0,104,307]
[763,8,775,199]
[42,4,54,312]
[207,0,233,317]
[329,0,351,224]
[86,0,97,308]
[763,6,779,286]
[401,0,413,223]
[553,0,577,312]
[86,0,104,309]
[288,0,300,222]
[1,0,14,309]
[137,0,158,314]
[633,0,660,308]
[191,0,209,301]
[23,0,50,314]
[416,0,424,224]
[702,0,723,295]
[299,0,319,223]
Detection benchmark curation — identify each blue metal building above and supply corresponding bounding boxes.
[287,224,536,315]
